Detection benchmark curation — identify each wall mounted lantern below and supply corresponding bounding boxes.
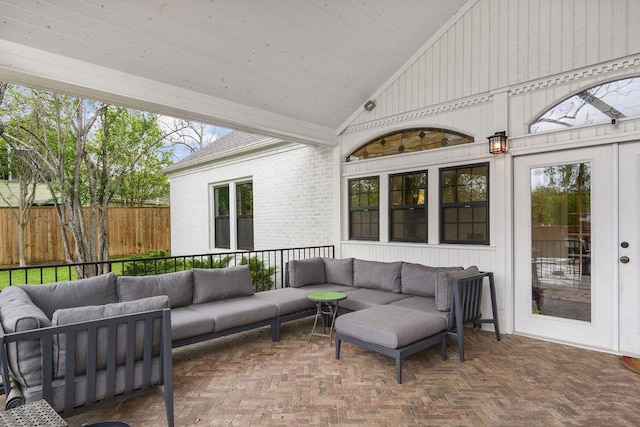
[488,131,508,154]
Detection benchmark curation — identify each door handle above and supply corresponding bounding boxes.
[620,256,630,264]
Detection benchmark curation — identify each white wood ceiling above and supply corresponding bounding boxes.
[0,0,467,145]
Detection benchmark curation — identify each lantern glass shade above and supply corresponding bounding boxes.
[488,131,508,154]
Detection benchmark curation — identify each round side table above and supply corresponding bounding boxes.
[306,291,347,345]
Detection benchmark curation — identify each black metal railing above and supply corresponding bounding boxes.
[0,245,334,289]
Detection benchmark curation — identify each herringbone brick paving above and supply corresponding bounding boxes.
[6,318,640,426]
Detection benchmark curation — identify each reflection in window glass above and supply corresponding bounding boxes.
[214,186,230,249]
[349,177,379,240]
[530,77,640,133]
[440,163,489,244]
[347,128,474,162]
[390,171,427,242]
[236,182,254,250]
[530,163,591,322]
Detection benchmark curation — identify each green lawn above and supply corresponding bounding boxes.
[0,263,127,290]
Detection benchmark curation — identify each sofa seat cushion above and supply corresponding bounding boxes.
[51,295,170,378]
[323,258,354,286]
[339,288,410,312]
[401,263,463,297]
[353,260,402,293]
[288,257,327,287]
[117,270,194,308]
[192,265,254,303]
[188,297,279,332]
[169,307,216,341]
[435,266,480,311]
[390,296,450,323]
[335,305,447,349]
[18,273,118,319]
[0,286,52,388]
[253,288,316,316]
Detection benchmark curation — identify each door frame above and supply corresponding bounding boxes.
[513,145,617,352]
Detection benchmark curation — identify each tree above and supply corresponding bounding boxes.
[0,83,173,275]
[0,132,39,266]
[162,117,229,161]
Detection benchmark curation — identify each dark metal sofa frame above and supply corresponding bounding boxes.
[0,309,174,426]
[335,272,500,383]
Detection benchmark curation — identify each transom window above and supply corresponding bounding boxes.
[349,177,379,240]
[347,128,474,162]
[440,163,489,245]
[390,171,427,242]
[530,77,640,133]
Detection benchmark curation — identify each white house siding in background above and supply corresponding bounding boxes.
[337,0,640,353]
[168,139,335,255]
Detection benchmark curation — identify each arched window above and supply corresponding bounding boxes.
[530,77,640,133]
[346,128,474,162]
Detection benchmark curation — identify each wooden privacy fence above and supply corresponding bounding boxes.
[0,206,171,266]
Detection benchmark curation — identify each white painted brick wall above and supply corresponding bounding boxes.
[169,143,335,255]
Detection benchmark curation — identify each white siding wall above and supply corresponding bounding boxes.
[338,0,640,334]
[169,143,334,255]
[346,0,640,129]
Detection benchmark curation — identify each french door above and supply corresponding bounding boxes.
[618,142,640,355]
[514,146,617,351]
[515,142,640,355]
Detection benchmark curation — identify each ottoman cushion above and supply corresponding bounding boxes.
[335,305,446,349]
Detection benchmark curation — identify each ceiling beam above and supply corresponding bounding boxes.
[0,40,338,147]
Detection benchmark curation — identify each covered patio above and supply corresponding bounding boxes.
[16,319,636,426]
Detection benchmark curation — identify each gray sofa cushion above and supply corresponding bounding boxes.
[339,288,410,311]
[435,266,480,311]
[51,295,169,379]
[323,257,354,286]
[353,260,402,293]
[253,288,316,316]
[0,286,52,387]
[288,257,327,287]
[335,305,447,349]
[188,297,279,332]
[18,273,118,319]
[401,263,463,297]
[117,270,193,308]
[192,265,254,303]
[169,307,216,342]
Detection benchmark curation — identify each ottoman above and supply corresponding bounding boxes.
[335,305,447,383]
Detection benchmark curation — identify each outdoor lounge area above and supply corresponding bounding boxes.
[3,319,635,426]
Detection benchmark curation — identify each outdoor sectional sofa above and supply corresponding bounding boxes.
[0,257,499,422]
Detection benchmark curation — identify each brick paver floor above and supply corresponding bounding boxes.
[4,317,640,426]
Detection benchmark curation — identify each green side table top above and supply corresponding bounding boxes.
[306,291,347,302]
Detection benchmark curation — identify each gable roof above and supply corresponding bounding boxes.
[165,131,278,174]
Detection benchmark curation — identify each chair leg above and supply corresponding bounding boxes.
[395,356,403,384]
[440,335,447,361]
[335,336,342,359]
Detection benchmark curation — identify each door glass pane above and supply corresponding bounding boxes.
[531,163,591,321]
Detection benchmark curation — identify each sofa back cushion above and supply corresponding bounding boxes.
[117,270,193,308]
[51,295,169,379]
[401,263,463,297]
[353,260,402,293]
[323,258,354,286]
[18,273,118,319]
[288,257,327,287]
[192,265,254,303]
[0,286,52,387]
[435,266,481,311]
